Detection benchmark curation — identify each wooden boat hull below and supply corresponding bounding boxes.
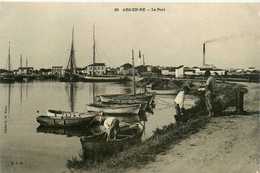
[80,125,143,152]
[36,115,96,127]
[86,103,141,115]
[46,110,83,117]
[152,89,178,95]
[36,112,100,127]
[84,76,127,82]
[97,101,148,112]
[99,94,154,104]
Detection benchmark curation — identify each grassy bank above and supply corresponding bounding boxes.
[66,81,246,172]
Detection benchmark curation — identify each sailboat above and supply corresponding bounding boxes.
[83,25,127,82]
[60,27,83,82]
[0,42,15,83]
[98,50,154,102]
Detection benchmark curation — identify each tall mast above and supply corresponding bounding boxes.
[92,24,96,76]
[70,26,75,74]
[26,57,28,67]
[143,54,146,93]
[138,50,141,66]
[8,42,11,71]
[66,26,76,75]
[69,83,75,112]
[203,42,206,66]
[132,49,136,95]
[20,54,23,68]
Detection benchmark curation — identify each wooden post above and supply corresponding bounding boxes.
[236,90,244,114]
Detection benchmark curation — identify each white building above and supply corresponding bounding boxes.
[52,66,63,76]
[246,67,256,72]
[146,65,153,72]
[161,68,175,75]
[119,63,133,75]
[175,65,184,78]
[18,67,34,75]
[87,63,106,75]
[210,69,226,76]
[184,69,195,76]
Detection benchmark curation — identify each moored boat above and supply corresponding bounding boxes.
[99,93,154,104]
[98,100,148,112]
[86,103,141,115]
[151,89,179,95]
[46,109,82,117]
[36,111,100,127]
[80,123,143,152]
[84,75,127,82]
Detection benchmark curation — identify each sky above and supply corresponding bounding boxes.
[0,2,260,70]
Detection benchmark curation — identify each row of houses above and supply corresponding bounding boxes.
[161,65,226,77]
[7,62,257,78]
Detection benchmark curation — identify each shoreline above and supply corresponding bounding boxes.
[66,80,256,172]
[127,82,260,173]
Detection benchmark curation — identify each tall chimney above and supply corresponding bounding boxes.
[203,42,206,66]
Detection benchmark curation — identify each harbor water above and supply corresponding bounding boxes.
[0,81,198,173]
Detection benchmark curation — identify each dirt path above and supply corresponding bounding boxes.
[127,83,260,173]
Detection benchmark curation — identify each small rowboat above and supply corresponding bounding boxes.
[151,89,179,95]
[97,101,148,112]
[36,111,100,127]
[99,94,154,104]
[46,110,82,117]
[80,123,143,152]
[84,75,127,82]
[86,103,141,115]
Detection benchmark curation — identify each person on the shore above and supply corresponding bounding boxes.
[103,117,120,141]
[174,85,190,123]
[205,70,217,117]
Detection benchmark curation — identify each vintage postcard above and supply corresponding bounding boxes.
[0,2,259,173]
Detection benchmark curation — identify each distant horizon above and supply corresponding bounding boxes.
[1,3,260,70]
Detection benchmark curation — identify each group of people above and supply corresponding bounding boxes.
[174,69,217,123]
[101,69,217,140]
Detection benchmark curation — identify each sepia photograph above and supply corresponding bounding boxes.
[0,2,259,173]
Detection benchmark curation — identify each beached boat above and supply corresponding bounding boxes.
[80,123,143,152]
[151,89,179,95]
[86,103,141,114]
[36,111,100,127]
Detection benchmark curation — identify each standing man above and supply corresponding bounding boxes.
[205,70,217,117]
[174,85,190,123]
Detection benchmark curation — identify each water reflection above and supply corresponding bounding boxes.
[2,81,192,173]
[4,83,12,134]
[8,83,11,114]
[19,82,29,105]
[65,82,77,112]
[36,125,93,137]
[20,82,23,105]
